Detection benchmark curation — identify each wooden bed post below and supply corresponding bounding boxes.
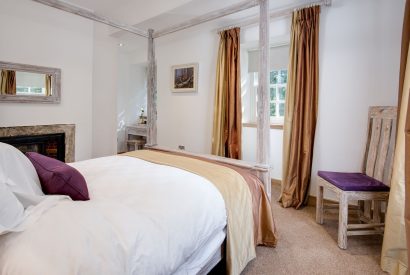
[257,0,271,199]
[147,29,158,146]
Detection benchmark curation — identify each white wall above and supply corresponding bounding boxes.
[241,17,291,180]
[91,24,119,158]
[117,56,147,153]
[310,0,404,197]
[155,23,219,153]
[115,36,148,153]
[153,0,404,190]
[242,127,284,179]
[154,16,290,161]
[0,0,93,161]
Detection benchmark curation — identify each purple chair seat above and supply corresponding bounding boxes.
[318,171,390,192]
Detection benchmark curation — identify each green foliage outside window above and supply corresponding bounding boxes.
[269,69,288,120]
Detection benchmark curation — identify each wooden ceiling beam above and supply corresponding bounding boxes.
[153,0,259,38]
[31,0,148,38]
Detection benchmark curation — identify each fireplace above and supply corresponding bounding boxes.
[0,124,75,162]
[0,133,66,162]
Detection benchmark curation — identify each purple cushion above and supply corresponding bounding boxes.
[26,152,89,201]
[318,171,389,192]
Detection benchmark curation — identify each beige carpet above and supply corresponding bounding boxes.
[242,184,385,274]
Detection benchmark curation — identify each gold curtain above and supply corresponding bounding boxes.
[381,1,410,272]
[45,74,52,96]
[403,0,410,271]
[381,44,410,275]
[0,70,16,95]
[280,6,320,209]
[211,28,242,159]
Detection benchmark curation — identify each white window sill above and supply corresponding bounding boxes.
[242,122,284,130]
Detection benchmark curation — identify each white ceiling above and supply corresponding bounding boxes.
[64,0,317,29]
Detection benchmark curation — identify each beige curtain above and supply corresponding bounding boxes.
[211,28,242,159]
[381,2,410,273]
[0,70,16,95]
[280,6,320,209]
[403,0,410,270]
[45,74,52,96]
[381,44,409,275]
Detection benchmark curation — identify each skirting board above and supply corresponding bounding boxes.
[271,178,281,186]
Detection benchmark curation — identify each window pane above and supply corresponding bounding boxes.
[270,103,276,117]
[279,69,288,84]
[31,87,43,94]
[16,87,28,93]
[279,86,286,100]
[270,71,278,84]
[270,87,276,101]
[279,103,285,117]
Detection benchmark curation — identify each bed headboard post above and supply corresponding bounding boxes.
[256,0,271,199]
[147,28,158,146]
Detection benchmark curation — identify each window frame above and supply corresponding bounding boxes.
[242,42,290,128]
[269,69,287,125]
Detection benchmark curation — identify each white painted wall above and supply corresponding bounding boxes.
[117,57,147,153]
[0,0,93,161]
[155,23,219,153]
[153,0,404,190]
[154,17,290,162]
[241,17,291,180]
[91,24,119,158]
[310,0,404,197]
[115,36,148,153]
[242,127,284,179]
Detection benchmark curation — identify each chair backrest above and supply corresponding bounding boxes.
[362,106,397,186]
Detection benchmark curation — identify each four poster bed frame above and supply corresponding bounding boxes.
[32,0,331,199]
[29,0,330,272]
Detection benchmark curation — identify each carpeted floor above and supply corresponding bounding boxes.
[242,184,385,274]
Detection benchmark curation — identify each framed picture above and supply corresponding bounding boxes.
[171,63,198,92]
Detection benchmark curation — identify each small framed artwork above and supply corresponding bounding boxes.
[171,63,198,92]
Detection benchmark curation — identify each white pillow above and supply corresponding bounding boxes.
[0,142,43,196]
[0,182,25,234]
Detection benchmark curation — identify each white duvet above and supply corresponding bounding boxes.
[0,156,227,275]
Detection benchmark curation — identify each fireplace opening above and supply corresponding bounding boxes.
[0,133,65,162]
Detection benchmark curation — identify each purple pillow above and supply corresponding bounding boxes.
[25,152,89,201]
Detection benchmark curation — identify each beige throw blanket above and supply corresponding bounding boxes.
[123,150,255,275]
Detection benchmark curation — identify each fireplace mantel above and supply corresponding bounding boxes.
[0,124,75,162]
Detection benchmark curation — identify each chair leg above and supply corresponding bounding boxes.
[357,200,363,222]
[316,184,324,224]
[363,200,372,220]
[338,193,348,249]
[373,200,381,223]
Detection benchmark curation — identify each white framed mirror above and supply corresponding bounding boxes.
[0,61,61,103]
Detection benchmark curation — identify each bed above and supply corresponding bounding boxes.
[0,143,276,275]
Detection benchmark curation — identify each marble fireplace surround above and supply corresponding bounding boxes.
[0,124,75,162]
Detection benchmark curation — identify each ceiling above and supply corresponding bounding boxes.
[64,0,316,30]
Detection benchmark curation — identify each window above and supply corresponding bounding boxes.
[242,44,289,126]
[248,69,288,125]
[16,86,46,95]
[269,69,287,124]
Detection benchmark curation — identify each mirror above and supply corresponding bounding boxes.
[0,61,61,103]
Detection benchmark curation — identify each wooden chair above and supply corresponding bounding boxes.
[316,106,397,249]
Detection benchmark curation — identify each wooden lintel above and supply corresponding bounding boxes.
[153,0,259,38]
[31,0,148,38]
